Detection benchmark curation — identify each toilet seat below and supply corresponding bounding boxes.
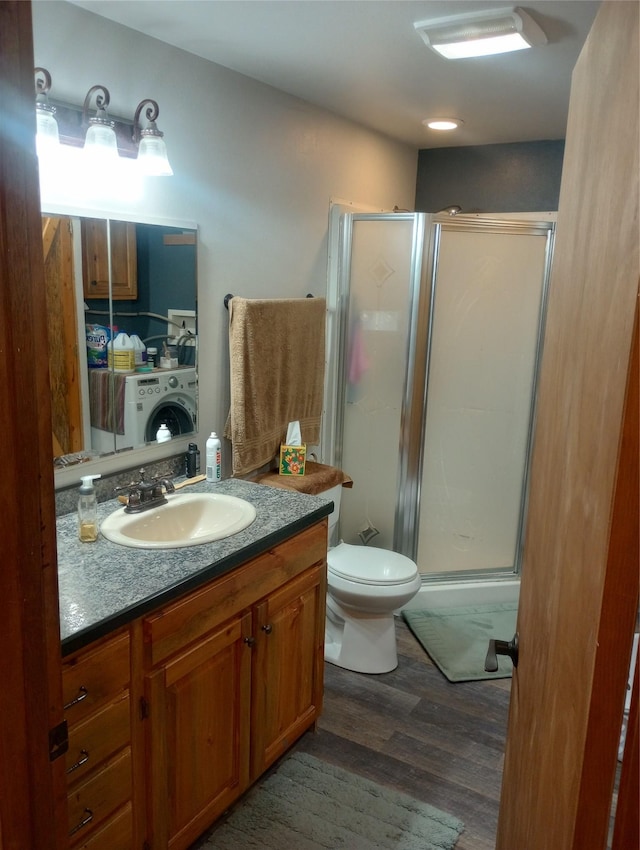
[327,542,418,586]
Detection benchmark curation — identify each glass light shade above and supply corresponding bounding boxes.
[424,119,461,131]
[84,122,119,164]
[138,134,173,176]
[434,32,530,59]
[35,109,60,158]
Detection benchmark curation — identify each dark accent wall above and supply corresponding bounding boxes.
[415,140,565,213]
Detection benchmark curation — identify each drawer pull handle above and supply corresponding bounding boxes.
[261,624,273,635]
[66,749,90,774]
[64,685,88,710]
[244,636,255,647]
[69,808,93,836]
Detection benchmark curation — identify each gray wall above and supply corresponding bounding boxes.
[415,140,565,212]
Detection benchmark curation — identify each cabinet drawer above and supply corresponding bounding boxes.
[68,747,131,846]
[63,632,130,725]
[145,521,327,667]
[66,691,130,786]
[70,803,132,850]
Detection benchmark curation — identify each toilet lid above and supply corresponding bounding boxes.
[327,542,418,586]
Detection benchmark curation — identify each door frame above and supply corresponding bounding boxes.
[0,2,67,847]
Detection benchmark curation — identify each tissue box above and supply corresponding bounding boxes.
[279,444,306,475]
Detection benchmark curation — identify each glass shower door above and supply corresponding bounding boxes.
[416,220,554,578]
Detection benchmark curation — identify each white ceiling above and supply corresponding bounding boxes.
[68,0,601,149]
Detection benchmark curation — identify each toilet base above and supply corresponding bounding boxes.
[324,595,399,674]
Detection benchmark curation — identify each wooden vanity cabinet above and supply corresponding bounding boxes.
[62,631,135,849]
[81,218,137,300]
[142,520,327,850]
[60,521,327,850]
[250,562,325,779]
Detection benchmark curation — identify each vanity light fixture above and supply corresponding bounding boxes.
[133,99,173,176]
[34,67,60,158]
[33,68,173,177]
[414,7,547,59]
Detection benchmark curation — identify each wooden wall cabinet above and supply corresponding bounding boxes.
[81,218,138,300]
[61,522,327,850]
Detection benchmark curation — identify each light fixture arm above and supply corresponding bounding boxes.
[82,84,113,127]
[133,98,162,143]
[34,67,52,98]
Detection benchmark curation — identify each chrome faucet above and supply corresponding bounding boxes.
[115,468,175,513]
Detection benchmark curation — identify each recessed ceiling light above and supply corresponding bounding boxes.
[414,7,547,60]
[423,119,463,131]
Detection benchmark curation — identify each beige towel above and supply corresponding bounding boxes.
[225,297,326,476]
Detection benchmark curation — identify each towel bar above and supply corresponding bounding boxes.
[224,293,314,309]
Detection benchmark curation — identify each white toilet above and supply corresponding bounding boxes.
[322,484,421,674]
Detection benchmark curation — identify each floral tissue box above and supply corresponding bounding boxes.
[279,444,306,475]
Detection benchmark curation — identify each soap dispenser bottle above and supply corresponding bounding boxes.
[78,474,101,543]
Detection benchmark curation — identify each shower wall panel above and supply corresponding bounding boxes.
[340,219,415,548]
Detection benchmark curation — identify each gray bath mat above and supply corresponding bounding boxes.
[403,603,518,682]
[198,751,464,849]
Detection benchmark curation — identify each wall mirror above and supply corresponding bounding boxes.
[42,213,198,480]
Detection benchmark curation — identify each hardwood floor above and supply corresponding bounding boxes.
[295,617,511,850]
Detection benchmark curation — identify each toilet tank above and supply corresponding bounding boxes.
[323,483,343,546]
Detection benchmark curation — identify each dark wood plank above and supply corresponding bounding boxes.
[295,618,511,850]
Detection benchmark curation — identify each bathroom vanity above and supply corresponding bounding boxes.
[57,479,331,849]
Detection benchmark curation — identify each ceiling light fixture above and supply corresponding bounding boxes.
[423,118,462,131]
[414,7,547,60]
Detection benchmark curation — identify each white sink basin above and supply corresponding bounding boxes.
[101,492,257,549]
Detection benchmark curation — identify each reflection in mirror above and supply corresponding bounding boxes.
[43,215,198,469]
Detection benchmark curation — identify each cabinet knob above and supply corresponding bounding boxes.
[261,624,273,635]
[244,636,255,647]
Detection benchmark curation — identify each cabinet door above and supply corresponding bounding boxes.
[145,613,252,850]
[250,563,325,779]
[82,218,137,300]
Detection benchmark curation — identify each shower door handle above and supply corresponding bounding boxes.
[484,633,519,672]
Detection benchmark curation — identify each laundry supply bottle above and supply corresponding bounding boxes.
[206,432,222,482]
[107,332,135,373]
[78,474,101,542]
[130,333,147,367]
[156,423,172,443]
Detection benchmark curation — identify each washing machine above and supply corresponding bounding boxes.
[91,367,197,452]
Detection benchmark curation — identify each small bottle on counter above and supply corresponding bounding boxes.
[185,442,200,478]
[78,474,101,543]
[206,432,222,482]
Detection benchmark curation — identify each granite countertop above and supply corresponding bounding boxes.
[57,477,331,655]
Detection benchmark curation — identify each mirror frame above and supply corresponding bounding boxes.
[42,205,199,489]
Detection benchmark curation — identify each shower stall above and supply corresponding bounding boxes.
[324,208,554,607]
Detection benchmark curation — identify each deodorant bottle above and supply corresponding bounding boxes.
[206,432,222,482]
